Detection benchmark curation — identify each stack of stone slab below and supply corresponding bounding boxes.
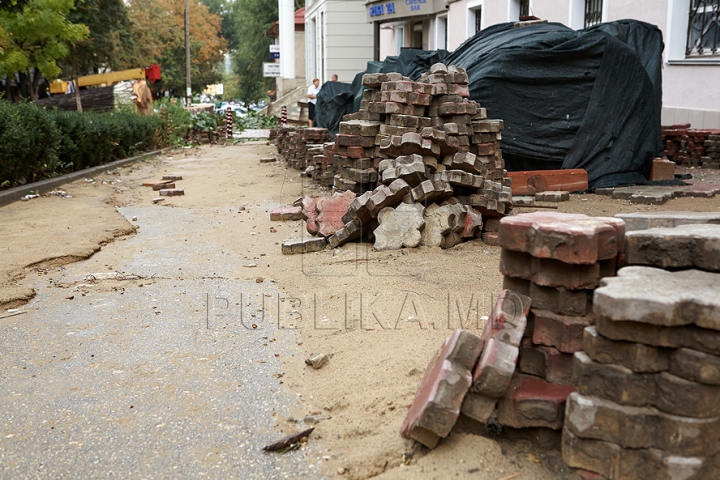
[704,133,720,169]
[563,266,720,479]
[275,126,330,170]
[490,212,625,431]
[308,141,338,188]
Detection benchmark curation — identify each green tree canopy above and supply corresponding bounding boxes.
[0,0,88,99]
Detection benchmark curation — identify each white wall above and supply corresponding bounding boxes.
[325,1,374,83]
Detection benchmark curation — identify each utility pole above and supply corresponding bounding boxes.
[185,0,191,106]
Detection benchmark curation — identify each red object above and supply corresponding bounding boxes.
[145,64,161,84]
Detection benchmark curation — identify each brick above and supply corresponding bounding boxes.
[507,169,588,195]
[461,392,499,424]
[625,224,720,272]
[338,120,381,137]
[518,338,574,384]
[497,373,575,429]
[159,188,184,196]
[460,206,483,238]
[506,277,593,316]
[470,338,519,398]
[498,212,626,264]
[379,154,426,187]
[327,219,363,248]
[366,179,412,217]
[595,314,720,356]
[482,232,500,246]
[373,203,425,251]
[410,179,454,204]
[562,428,716,480]
[281,236,327,254]
[161,174,182,181]
[342,191,372,226]
[400,329,484,448]
[153,182,175,190]
[513,196,535,206]
[530,309,593,353]
[566,392,720,456]
[615,211,720,232]
[500,249,616,290]
[379,124,415,136]
[447,83,470,97]
[572,351,720,418]
[583,326,670,373]
[481,289,532,347]
[432,169,485,189]
[441,151,486,175]
[484,218,501,232]
[361,73,389,88]
[143,179,173,188]
[336,134,376,148]
[535,191,570,202]
[302,196,321,235]
[315,190,356,238]
[595,267,720,330]
[649,158,676,181]
[270,205,303,221]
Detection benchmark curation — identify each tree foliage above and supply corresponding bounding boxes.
[0,0,88,99]
[126,0,227,95]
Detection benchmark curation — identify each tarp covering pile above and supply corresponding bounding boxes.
[316,19,664,189]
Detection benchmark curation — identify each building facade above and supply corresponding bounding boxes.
[364,0,720,127]
[305,0,375,83]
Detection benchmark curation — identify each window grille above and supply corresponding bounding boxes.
[520,0,530,17]
[687,0,720,56]
[475,8,482,34]
[584,0,603,28]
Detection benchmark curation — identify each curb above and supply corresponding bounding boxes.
[0,147,175,208]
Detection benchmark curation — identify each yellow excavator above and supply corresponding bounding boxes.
[49,67,147,94]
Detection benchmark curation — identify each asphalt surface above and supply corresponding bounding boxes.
[0,204,321,479]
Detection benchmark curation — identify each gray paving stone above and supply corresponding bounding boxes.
[281,237,327,255]
[616,211,720,232]
[565,392,720,456]
[373,203,425,251]
[625,223,720,272]
[583,326,670,373]
[595,266,720,330]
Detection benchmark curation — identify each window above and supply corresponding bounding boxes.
[687,0,720,56]
[474,8,483,35]
[396,26,404,55]
[467,1,483,38]
[437,15,448,50]
[520,0,530,17]
[584,0,603,28]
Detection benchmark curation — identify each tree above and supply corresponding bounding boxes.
[126,0,227,95]
[0,0,88,100]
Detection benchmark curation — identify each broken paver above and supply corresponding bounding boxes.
[302,196,321,235]
[481,289,532,346]
[270,206,303,221]
[625,223,720,272]
[498,212,626,264]
[470,338,518,398]
[281,237,327,255]
[400,329,484,448]
[373,203,425,251]
[594,266,720,330]
[420,203,462,248]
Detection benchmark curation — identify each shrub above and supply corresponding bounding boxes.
[0,100,164,188]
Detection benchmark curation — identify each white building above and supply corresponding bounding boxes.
[305,0,375,83]
[364,0,720,128]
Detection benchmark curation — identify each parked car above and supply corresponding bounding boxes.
[214,103,247,116]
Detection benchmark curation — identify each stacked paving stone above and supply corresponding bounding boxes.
[308,142,339,187]
[705,133,720,169]
[327,63,512,249]
[562,266,720,479]
[275,126,330,170]
[490,212,625,430]
[662,124,720,168]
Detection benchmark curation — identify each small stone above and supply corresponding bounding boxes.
[305,353,329,369]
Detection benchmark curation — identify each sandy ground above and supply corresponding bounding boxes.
[2,143,720,479]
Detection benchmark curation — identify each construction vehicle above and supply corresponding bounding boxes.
[49,65,161,95]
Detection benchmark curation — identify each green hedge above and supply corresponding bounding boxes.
[0,100,164,187]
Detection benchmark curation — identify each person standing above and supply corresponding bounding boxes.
[331,74,338,82]
[307,78,320,127]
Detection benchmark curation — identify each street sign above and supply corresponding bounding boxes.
[269,45,280,60]
[263,63,281,78]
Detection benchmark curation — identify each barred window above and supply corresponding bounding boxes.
[584,0,603,28]
[686,0,720,56]
[475,7,482,35]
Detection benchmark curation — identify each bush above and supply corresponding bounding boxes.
[0,100,164,188]
[155,98,191,146]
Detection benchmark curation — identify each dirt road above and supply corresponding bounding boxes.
[2,143,719,479]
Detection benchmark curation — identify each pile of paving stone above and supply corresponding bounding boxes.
[662,124,720,168]
[275,126,330,170]
[399,212,625,448]
[562,222,720,478]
